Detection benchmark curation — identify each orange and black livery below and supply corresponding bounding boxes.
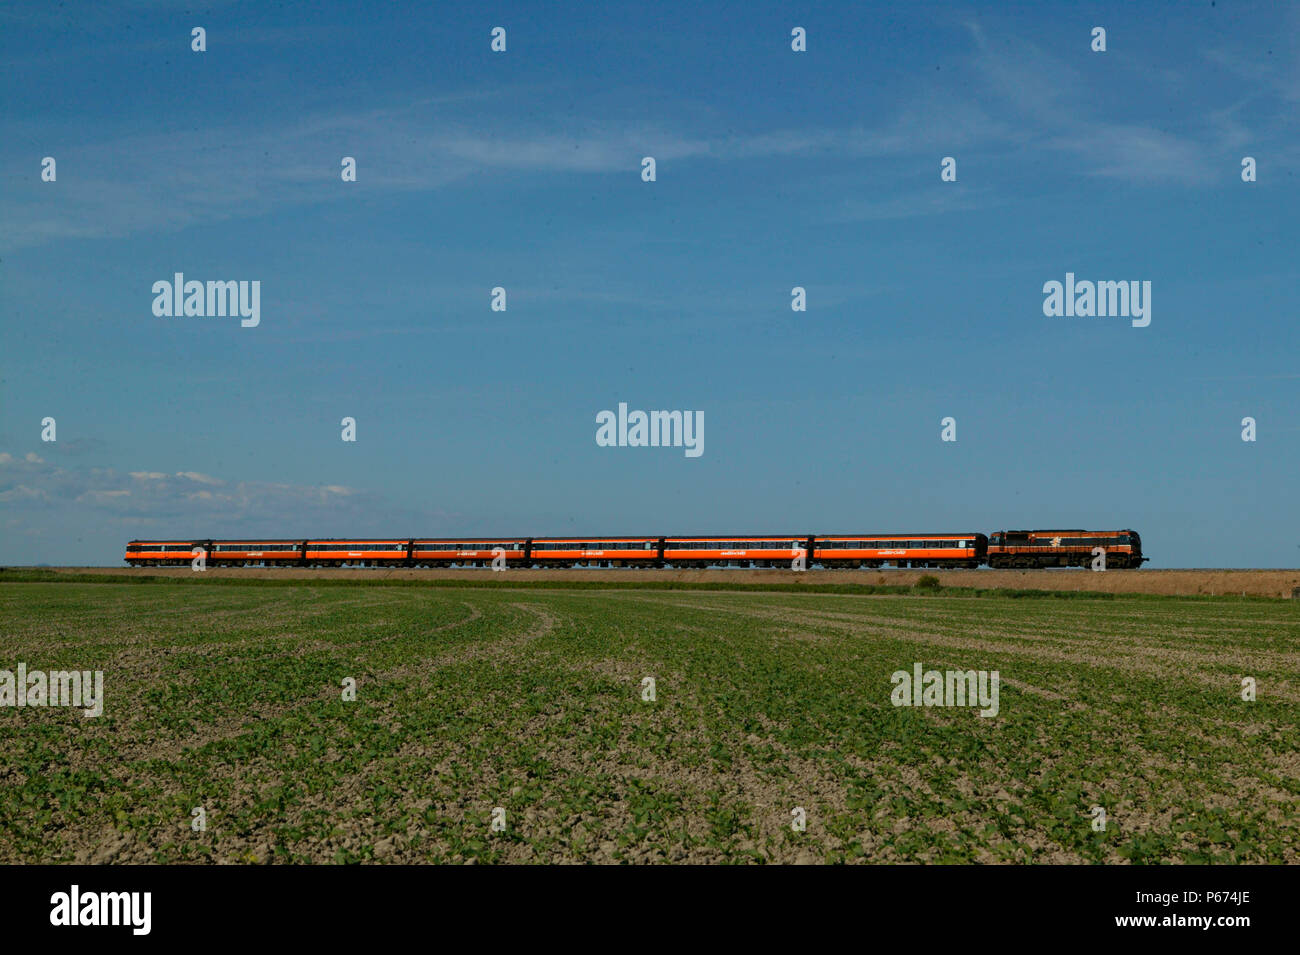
[528,537,662,568]
[662,535,810,568]
[124,540,208,566]
[814,533,987,569]
[987,529,1146,569]
[125,527,1147,569]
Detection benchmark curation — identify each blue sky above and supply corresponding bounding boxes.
[1,0,1297,567]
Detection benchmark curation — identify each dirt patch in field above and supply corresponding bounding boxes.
[372,602,558,686]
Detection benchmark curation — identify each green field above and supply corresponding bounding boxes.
[1,579,1296,863]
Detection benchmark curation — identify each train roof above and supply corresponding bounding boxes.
[662,534,805,539]
[812,532,985,538]
[203,538,306,543]
[1001,529,1135,534]
[529,536,661,541]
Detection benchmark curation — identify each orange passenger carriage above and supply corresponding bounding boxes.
[662,536,811,568]
[412,539,527,567]
[304,540,410,567]
[207,540,306,567]
[528,537,661,568]
[813,533,987,569]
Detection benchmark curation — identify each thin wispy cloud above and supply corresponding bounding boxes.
[0,454,442,533]
[826,185,996,223]
[9,12,1281,254]
[961,19,1245,185]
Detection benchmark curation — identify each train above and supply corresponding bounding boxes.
[124,529,1147,569]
